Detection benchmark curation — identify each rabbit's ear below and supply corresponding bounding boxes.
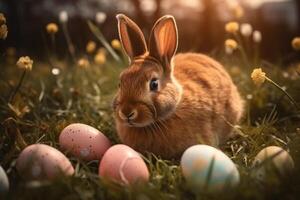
[116,14,148,61]
[149,15,178,70]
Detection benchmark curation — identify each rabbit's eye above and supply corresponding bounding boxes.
[149,78,159,91]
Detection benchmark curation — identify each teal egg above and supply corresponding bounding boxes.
[181,145,239,191]
[0,165,9,193]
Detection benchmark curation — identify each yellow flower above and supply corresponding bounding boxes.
[0,13,6,25]
[251,68,266,87]
[86,41,97,54]
[225,39,238,50]
[225,21,239,34]
[77,58,90,68]
[232,5,244,19]
[291,37,300,50]
[46,23,58,34]
[94,52,106,65]
[17,56,33,71]
[0,24,8,40]
[111,39,121,49]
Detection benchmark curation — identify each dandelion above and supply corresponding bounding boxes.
[77,58,90,69]
[246,94,253,100]
[225,39,238,50]
[51,68,60,75]
[59,10,76,62]
[59,11,68,23]
[95,12,107,24]
[111,39,121,50]
[0,13,7,40]
[291,37,300,51]
[232,5,244,19]
[251,68,265,87]
[0,24,7,40]
[251,67,299,109]
[253,30,262,43]
[225,39,238,54]
[240,23,253,37]
[46,23,58,34]
[86,41,97,54]
[0,13,6,25]
[94,52,106,65]
[10,56,33,102]
[225,21,239,34]
[17,56,33,71]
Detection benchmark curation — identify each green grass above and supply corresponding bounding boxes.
[1,48,300,200]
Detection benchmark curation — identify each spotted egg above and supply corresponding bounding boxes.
[181,145,240,191]
[16,144,74,180]
[59,123,111,161]
[252,146,294,181]
[0,165,9,194]
[99,144,149,185]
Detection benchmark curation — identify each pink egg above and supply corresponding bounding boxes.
[16,144,74,180]
[59,123,111,161]
[99,144,149,185]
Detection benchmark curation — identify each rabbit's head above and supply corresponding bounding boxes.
[113,14,182,127]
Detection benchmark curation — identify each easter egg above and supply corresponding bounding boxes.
[0,165,9,193]
[59,123,111,161]
[181,145,240,191]
[99,144,149,185]
[253,146,294,181]
[16,144,74,180]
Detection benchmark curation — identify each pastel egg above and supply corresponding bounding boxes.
[16,144,74,180]
[59,123,111,161]
[0,165,9,193]
[252,146,294,181]
[99,144,149,185]
[181,145,240,191]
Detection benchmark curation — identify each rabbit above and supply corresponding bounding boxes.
[112,14,244,159]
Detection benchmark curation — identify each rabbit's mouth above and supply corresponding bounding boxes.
[124,120,154,128]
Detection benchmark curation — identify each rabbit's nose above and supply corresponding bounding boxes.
[119,109,137,121]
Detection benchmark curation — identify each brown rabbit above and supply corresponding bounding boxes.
[113,14,244,159]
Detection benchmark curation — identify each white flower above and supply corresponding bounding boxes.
[59,11,68,23]
[240,23,253,37]
[51,68,60,75]
[95,12,107,24]
[246,94,253,100]
[253,30,262,43]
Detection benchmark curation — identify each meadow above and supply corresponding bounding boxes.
[1,10,300,200]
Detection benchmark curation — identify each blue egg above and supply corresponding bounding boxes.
[0,165,9,193]
[181,145,239,191]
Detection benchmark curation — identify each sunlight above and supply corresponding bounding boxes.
[242,0,291,9]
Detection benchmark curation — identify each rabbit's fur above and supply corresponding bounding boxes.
[113,14,244,159]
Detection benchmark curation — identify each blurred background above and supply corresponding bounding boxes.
[0,0,299,62]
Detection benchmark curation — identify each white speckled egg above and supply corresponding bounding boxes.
[181,145,240,191]
[59,123,111,161]
[253,146,294,181]
[16,144,74,180]
[0,165,9,193]
[99,144,149,185]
